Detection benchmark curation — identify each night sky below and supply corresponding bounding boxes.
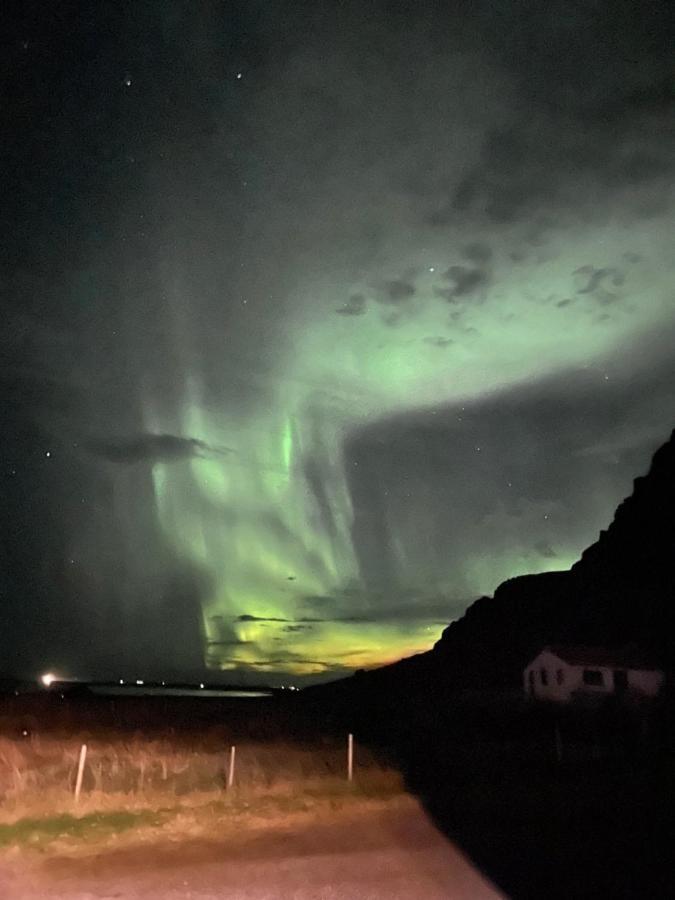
[3,1,675,684]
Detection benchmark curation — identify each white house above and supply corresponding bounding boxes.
[524,645,664,703]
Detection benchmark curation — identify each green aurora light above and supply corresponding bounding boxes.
[144,215,673,678]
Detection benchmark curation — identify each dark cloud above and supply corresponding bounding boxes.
[382,279,416,303]
[344,333,675,599]
[215,647,352,673]
[207,639,255,647]
[462,242,492,264]
[441,39,675,227]
[423,336,454,348]
[87,433,232,465]
[213,657,352,678]
[236,614,290,623]
[335,293,366,316]
[574,266,625,295]
[440,265,488,299]
[473,0,675,123]
[382,2,673,233]
[451,152,540,225]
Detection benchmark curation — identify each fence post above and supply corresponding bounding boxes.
[74,743,87,804]
[227,745,236,788]
[347,733,354,782]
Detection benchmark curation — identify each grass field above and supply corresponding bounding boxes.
[0,730,403,851]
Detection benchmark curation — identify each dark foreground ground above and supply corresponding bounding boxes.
[408,753,675,900]
[1,798,502,900]
[3,689,675,898]
[358,697,675,900]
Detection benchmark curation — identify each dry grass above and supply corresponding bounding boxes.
[0,732,403,843]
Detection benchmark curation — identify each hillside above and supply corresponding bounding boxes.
[311,427,675,702]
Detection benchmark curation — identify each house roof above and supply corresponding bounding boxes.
[538,645,661,671]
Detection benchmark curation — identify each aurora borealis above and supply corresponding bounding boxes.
[3,1,675,683]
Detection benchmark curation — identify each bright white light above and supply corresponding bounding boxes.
[199,683,205,689]
[119,679,124,684]
[136,679,144,685]
[40,672,56,688]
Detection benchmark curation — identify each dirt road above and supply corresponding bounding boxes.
[1,798,503,899]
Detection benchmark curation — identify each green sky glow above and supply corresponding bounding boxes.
[6,1,675,685]
[144,209,674,678]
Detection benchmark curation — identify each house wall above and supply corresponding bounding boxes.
[628,669,664,695]
[523,650,664,703]
[524,650,578,702]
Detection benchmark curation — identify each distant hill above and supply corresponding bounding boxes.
[310,427,675,702]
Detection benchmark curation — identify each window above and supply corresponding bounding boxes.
[613,670,628,692]
[540,668,548,686]
[582,669,604,687]
[556,669,564,685]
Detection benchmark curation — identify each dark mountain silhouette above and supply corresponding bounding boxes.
[311,426,675,703]
[303,426,675,900]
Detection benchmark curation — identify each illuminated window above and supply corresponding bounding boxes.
[556,669,564,685]
[540,668,548,686]
[582,669,603,687]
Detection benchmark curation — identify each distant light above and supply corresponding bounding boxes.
[199,683,205,689]
[429,267,435,273]
[119,679,124,685]
[236,72,243,79]
[161,681,165,686]
[136,679,144,685]
[124,76,132,87]
[40,672,57,688]
[45,450,51,458]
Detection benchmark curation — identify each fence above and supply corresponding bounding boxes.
[0,732,388,822]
